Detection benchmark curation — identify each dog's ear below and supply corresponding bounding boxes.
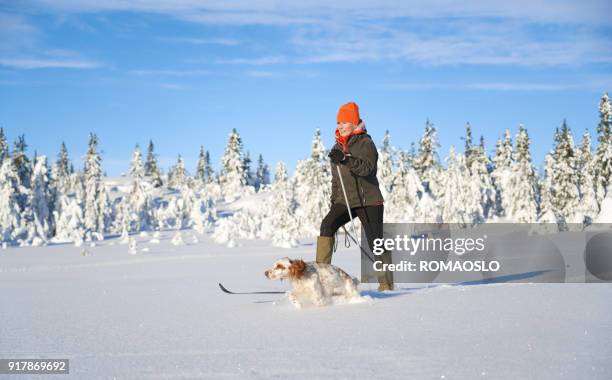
[289,259,306,279]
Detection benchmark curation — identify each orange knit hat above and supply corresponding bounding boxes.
[337,102,360,125]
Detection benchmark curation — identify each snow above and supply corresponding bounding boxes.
[1,232,611,379]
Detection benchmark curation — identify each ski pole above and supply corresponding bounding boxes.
[335,165,376,263]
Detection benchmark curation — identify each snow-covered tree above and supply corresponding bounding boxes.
[593,92,612,204]
[168,155,187,188]
[130,145,144,179]
[549,120,581,226]
[377,130,395,200]
[463,122,477,170]
[83,133,105,239]
[576,130,599,224]
[506,125,538,222]
[413,119,442,198]
[491,129,514,217]
[387,151,423,222]
[144,139,163,187]
[196,146,207,183]
[265,162,299,248]
[537,153,559,230]
[52,142,71,195]
[243,150,254,186]
[190,187,217,234]
[468,139,495,219]
[128,145,155,232]
[294,129,332,236]
[0,127,9,163]
[219,128,248,201]
[27,156,54,245]
[12,134,32,190]
[53,192,85,246]
[0,159,24,243]
[254,154,270,191]
[441,147,481,225]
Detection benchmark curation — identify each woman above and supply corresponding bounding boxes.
[317,102,394,291]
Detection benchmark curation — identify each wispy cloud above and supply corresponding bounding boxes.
[379,81,600,92]
[10,1,612,67]
[0,57,100,69]
[245,70,284,78]
[130,69,211,77]
[21,1,612,25]
[215,56,287,65]
[289,19,612,66]
[0,11,102,70]
[160,36,242,46]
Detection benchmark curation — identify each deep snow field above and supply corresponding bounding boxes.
[1,229,611,379]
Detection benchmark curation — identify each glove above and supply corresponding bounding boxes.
[328,148,346,164]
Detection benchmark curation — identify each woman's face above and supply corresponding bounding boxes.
[338,122,355,137]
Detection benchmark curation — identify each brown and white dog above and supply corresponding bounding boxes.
[264,258,361,308]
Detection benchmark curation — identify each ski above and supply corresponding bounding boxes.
[218,283,285,295]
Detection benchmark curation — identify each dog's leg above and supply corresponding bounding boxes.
[345,278,361,299]
[286,291,302,309]
[310,277,327,307]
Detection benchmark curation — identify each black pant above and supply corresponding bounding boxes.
[320,203,392,284]
[320,203,384,255]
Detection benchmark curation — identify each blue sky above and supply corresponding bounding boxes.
[1,1,611,176]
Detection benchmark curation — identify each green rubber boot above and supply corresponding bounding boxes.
[316,236,335,264]
[377,251,395,291]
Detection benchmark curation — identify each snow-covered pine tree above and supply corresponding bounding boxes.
[219,128,247,201]
[53,191,85,246]
[491,129,513,218]
[468,138,495,220]
[507,124,537,222]
[463,122,477,170]
[168,155,186,188]
[576,130,599,224]
[144,139,163,188]
[377,130,395,200]
[441,147,481,225]
[196,146,207,184]
[128,145,155,232]
[293,129,331,236]
[52,163,85,246]
[593,92,612,205]
[0,159,24,243]
[549,120,581,227]
[243,150,254,187]
[11,135,32,214]
[83,133,104,240]
[190,182,217,234]
[254,153,270,191]
[203,150,215,185]
[387,151,423,222]
[536,153,559,230]
[130,144,144,178]
[52,142,71,195]
[266,162,298,248]
[0,127,9,163]
[12,135,32,190]
[413,119,442,198]
[28,155,53,245]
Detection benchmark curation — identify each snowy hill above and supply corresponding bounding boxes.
[1,231,611,379]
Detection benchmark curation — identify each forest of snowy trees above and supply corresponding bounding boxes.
[1,93,611,249]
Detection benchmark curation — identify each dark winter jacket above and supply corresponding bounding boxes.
[330,133,384,208]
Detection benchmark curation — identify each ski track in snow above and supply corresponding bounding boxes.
[1,230,611,379]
